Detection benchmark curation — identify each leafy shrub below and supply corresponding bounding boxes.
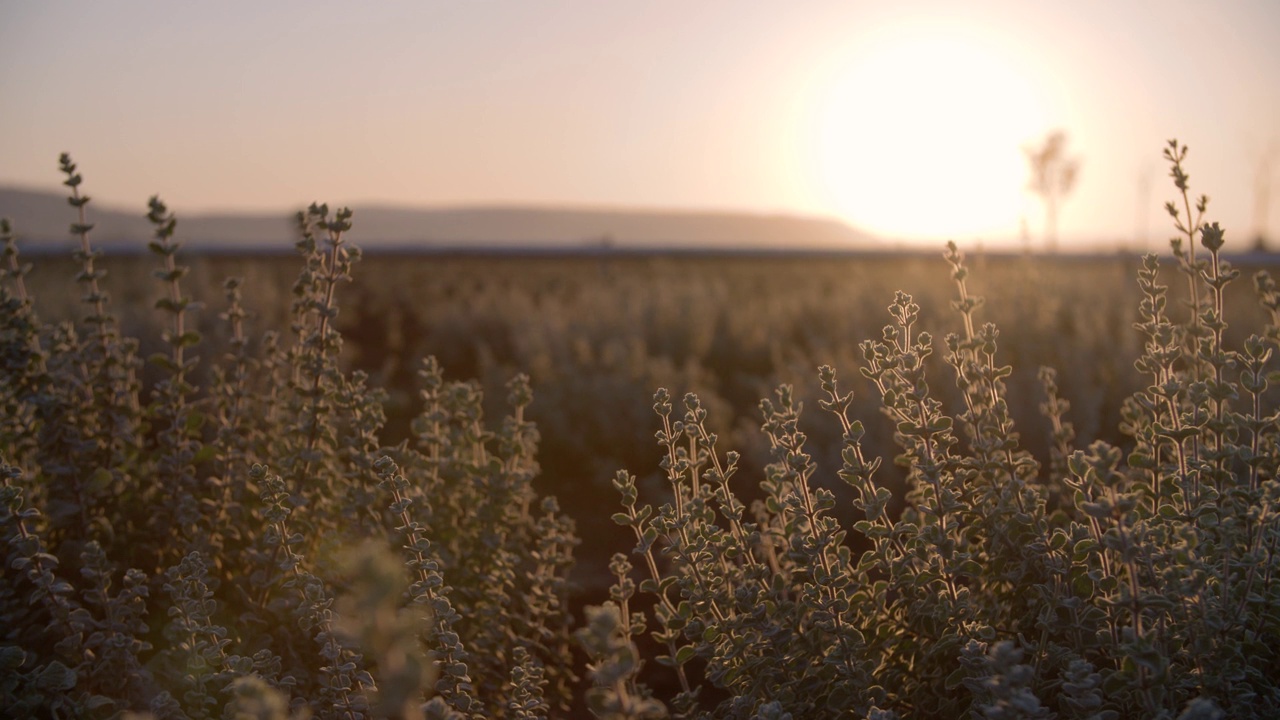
[1,155,577,719]
[599,140,1280,718]
[4,139,1279,719]
[22,218,1229,600]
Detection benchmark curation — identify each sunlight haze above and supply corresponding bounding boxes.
[805,19,1053,240]
[1,0,1277,249]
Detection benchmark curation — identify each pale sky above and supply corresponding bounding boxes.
[1,1,1277,248]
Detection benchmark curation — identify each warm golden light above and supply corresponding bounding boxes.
[807,28,1050,241]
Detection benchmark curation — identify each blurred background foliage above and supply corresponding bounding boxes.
[22,248,1275,590]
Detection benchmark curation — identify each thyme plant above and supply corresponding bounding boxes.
[1,155,577,719]
[3,140,1279,719]
[600,141,1280,718]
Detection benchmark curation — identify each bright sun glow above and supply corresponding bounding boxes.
[807,30,1050,242]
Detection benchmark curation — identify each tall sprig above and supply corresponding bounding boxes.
[145,196,205,557]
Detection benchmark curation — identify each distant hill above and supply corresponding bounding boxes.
[0,186,878,253]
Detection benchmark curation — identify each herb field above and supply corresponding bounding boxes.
[4,144,1280,718]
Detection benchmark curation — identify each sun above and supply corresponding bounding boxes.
[805,29,1050,242]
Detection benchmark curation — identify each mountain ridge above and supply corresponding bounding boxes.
[0,185,878,252]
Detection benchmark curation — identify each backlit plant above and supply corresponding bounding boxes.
[1,156,577,719]
[600,140,1280,718]
[2,139,1278,719]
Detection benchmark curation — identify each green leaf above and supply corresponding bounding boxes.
[675,646,696,666]
[193,445,217,464]
[0,646,25,670]
[639,525,658,549]
[148,352,179,371]
[1081,500,1112,519]
[1073,538,1099,558]
[1101,670,1129,695]
[1127,451,1154,469]
[927,416,953,434]
[36,661,77,692]
[875,486,892,506]
[1196,509,1220,528]
[85,695,115,711]
[944,666,967,690]
[1067,452,1089,478]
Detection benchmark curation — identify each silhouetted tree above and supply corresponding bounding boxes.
[1251,144,1276,252]
[1024,130,1079,252]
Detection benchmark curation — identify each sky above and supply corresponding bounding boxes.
[1,0,1278,249]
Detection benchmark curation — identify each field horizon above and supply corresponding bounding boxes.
[2,183,1222,255]
[0,184,881,253]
